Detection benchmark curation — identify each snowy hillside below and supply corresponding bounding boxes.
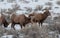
[0,0,60,38]
[0,0,60,13]
[0,0,60,31]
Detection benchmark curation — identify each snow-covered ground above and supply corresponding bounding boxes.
[0,0,60,30]
[0,0,60,38]
[0,0,60,20]
[0,35,13,38]
[0,0,60,13]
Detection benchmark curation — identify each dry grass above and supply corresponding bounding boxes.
[0,23,60,38]
[0,26,6,37]
[0,16,60,38]
[47,16,60,33]
[47,22,60,33]
[20,24,56,38]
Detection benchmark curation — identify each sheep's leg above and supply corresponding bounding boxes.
[31,18,34,24]
[39,22,40,27]
[20,24,24,29]
[39,22,42,27]
[41,22,43,27]
[31,17,35,24]
[3,21,8,28]
[4,23,8,27]
[23,25,25,28]
[23,23,26,29]
[20,23,25,29]
[11,23,15,30]
[20,25,22,29]
[23,24,25,28]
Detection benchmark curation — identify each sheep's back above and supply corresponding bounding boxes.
[34,14,44,20]
[18,15,26,23]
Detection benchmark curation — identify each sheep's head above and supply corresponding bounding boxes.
[44,10,51,16]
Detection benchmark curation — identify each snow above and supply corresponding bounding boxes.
[0,3,12,9]
[0,0,60,13]
[49,31,55,34]
[4,23,21,30]
[43,23,49,26]
[58,34,60,38]
[1,35,13,38]
[0,0,60,30]
[14,24,21,30]
[16,10,27,15]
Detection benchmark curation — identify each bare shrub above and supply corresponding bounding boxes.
[0,0,4,2]
[56,1,60,5]
[6,29,18,35]
[0,24,59,38]
[7,0,15,3]
[0,27,7,37]
[34,5,43,11]
[20,24,50,38]
[47,23,60,34]
[54,16,60,22]
[12,35,18,38]
[43,6,52,10]
[24,7,32,12]
[49,0,53,1]
[55,24,60,33]
[45,2,53,6]
[47,24,57,31]
[31,0,38,2]
[54,7,59,9]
